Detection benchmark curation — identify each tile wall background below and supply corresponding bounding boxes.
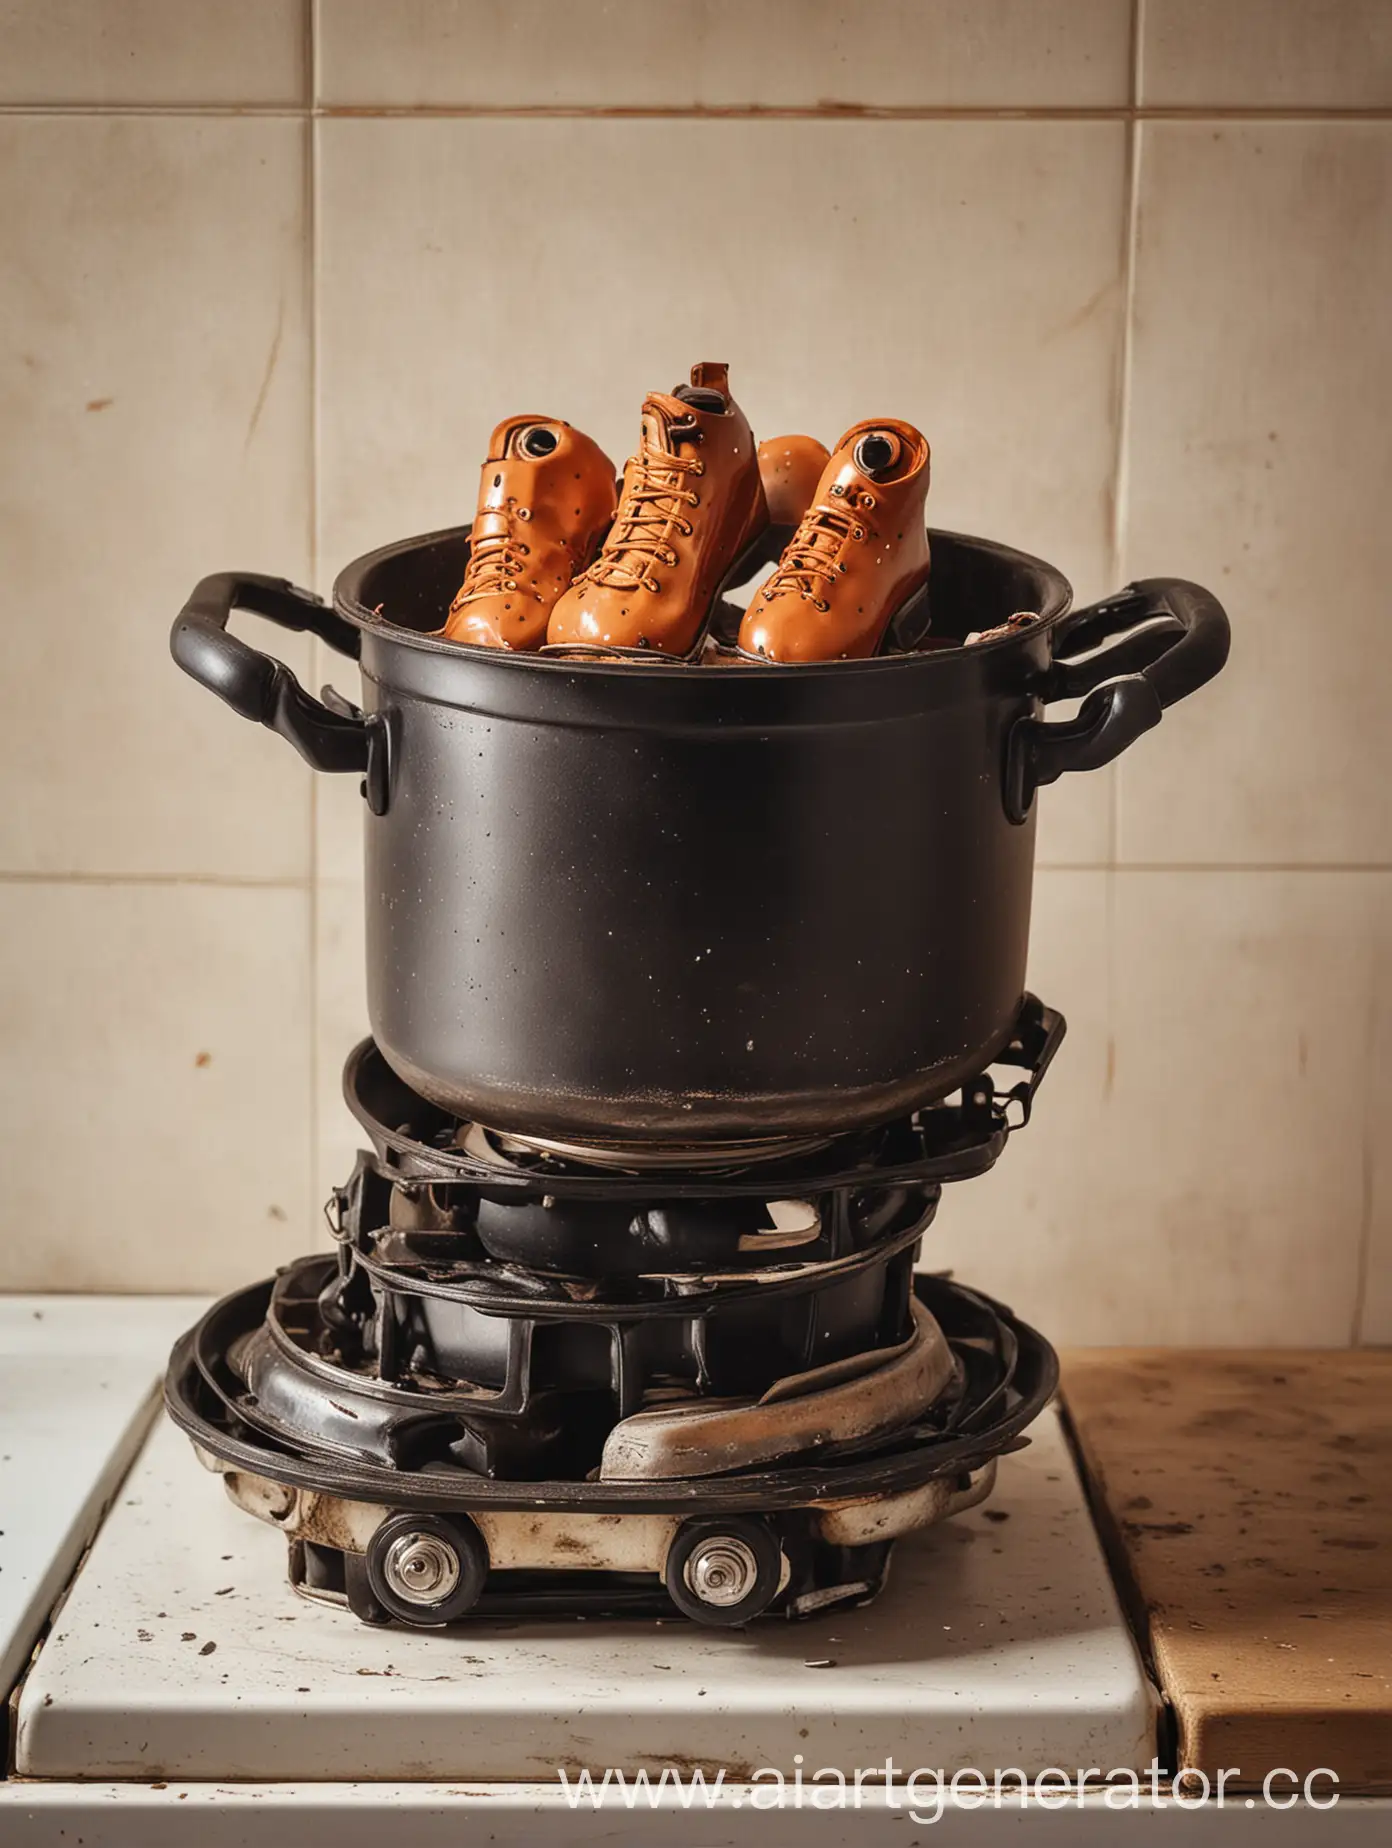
[1,0,1387,1343]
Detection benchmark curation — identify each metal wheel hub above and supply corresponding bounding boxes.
[682,1535,760,1607]
[381,1530,461,1606]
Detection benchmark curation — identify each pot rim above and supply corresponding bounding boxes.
[332,523,1074,679]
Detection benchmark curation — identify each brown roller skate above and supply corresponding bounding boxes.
[757,433,831,529]
[439,417,617,650]
[545,363,769,660]
[738,419,932,663]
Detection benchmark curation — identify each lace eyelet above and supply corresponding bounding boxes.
[860,493,876,510]
[646,578,661,593]
[852,526,865,541]
[815,599,830,613]
[516,507,532,522]
[830,483,845,497]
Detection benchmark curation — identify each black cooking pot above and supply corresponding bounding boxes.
[171,527,1227,1143]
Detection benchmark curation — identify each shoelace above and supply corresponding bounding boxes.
[762,500,865,611]
[584,439,703,592]
[450,517,530,607]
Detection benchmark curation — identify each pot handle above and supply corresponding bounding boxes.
[171,572,389,808]
[1004,577,1230,823]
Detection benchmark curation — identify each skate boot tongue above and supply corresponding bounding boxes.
[641,362,732,447]
[642,392,709,454]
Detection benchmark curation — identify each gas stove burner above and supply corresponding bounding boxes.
[345,991,1066,1202]
[166,1270,1056,1630]
[163,995,1065,1631]
[464,1120,838,1176]
[215,1191,932,1482]
[336,1140,937,1281]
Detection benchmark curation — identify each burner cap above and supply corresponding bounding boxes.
[461,1121,836,1176]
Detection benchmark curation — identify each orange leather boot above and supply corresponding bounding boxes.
[757,434,831,529]
[439,417,617,649]
[738,419,931,663]
[705,435,830,654]
[546,363,769,660]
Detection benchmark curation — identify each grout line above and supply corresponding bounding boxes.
[0,104,306,117]
[1105,0,1145,870]
[1352,1080,1374,1346]
[1104,860,1118,1107]
[302,0,315,114]
[1351,912,1380,1345]
[308,0,323,616]
[1132,0,1148,112]
[0,865,1381,890]
[309,103,1392,122]
[306,0,323,1222]
[2,103,1391,122]
[0,871,311,890]
[1036,862,1392,875]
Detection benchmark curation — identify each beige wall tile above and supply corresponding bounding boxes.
[317,0,1132,110]
[930,868,1117,1335]
[936,870,1375,1346]
[315,874,369,1222]
[1357,878,1392,1342]
[1121,123,1392,865]
[1142,0,1392,107]
[0,882,313,1292]
[0,117,313,880]
[312,640,368,885]
[1102,870,1373,1344]
[0,0,307,105]
[315,771,366,886]
[317,116,1129,866]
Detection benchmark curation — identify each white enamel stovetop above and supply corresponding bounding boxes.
[0,1297,1384,1845]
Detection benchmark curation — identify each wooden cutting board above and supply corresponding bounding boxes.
[1063,1349,1392,1794]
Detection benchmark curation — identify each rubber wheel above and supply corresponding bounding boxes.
[365,1511,488,1626]
[663,1517,783,1627]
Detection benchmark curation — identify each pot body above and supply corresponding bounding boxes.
[342,530,1067,1140]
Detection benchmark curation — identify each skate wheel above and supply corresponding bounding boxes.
[365,1512,488,1626]
[663,1517,783,1627]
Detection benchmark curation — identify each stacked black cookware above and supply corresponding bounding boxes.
[164,522,1228,1626]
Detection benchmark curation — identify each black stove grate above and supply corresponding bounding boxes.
[166,1269,1056,1517]
[341,992,1065,1202]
